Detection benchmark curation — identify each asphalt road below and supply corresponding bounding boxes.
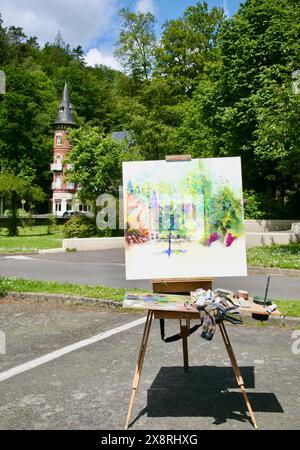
[1,249,300,300]
[0,301,299,430]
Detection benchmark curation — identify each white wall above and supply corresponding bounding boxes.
[62,220,300,251]
[245,219,299,232]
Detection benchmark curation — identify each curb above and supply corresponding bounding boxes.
[2,291,300,326]
[4,291,122,310]
[39,248,65,254]
[248,266,300,278]
[242,315,300,328]
[0,250,64,256]
[0,252,39,257]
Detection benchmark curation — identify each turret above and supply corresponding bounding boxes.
[53,82,77,129]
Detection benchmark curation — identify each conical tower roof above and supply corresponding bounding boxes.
[54,82,77,128]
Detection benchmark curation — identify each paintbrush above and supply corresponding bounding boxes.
[263,275,271,307]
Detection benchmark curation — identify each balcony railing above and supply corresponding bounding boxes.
[50,163,62,171]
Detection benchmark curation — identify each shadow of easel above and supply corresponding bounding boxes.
[146,366,283,427]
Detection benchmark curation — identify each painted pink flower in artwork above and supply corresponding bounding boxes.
[225,233,237,247]
[207,232,220,246]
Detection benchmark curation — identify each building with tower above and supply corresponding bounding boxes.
[51,83,91,217]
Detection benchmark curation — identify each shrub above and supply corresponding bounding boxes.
[47,214,58,235]
[63,215,99,238]
[98,227,113,237]
[243,190,265,220]
[4,208,28,218]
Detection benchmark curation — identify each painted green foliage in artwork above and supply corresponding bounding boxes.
[204,185,244,247]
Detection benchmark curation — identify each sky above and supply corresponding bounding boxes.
[1,0,243,70]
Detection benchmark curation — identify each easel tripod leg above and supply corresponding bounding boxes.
[125,310,154,430]
[218,322,258,430]
[180,319,189,372]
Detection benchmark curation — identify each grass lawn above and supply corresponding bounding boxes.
[275,300,300,318]
[0,277,129,302]
[247,243,300,270]
[0,225,63,253]
[0,277,300,317]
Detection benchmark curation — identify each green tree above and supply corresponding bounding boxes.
[0,14,8,64]
[114,2,224,160]
[0,67,57,193]
[0,172,45,236]
[155,1,224,95]
[172,0,300,218]
[65,126,142,214]
[0,16,129,214]
[71,45,86,64]
[219,0,300,217]
[252,71,300,216]
[39,33,73,77]
[115,8,156,81]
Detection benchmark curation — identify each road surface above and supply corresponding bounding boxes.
[0,301,298,429]
[1,249,299,300]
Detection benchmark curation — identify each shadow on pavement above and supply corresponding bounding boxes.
[129,366,284,428]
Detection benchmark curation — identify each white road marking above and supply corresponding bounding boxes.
[3,256,34,260]
[0,317,146,383]
[2,256,125,266]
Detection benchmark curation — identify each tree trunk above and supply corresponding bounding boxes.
[92,198,98,222]
[8,191,18,236]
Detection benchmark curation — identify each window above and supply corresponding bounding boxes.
[67,182,75,190]
[56,155,62,170]
[56,135,63,146]
[79,204,89,212]
[66,202,72,211]
[56,176,62,189]
[55,201,62,212]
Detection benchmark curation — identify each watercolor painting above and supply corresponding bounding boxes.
[123,293,191,311]
[123,157,247,280]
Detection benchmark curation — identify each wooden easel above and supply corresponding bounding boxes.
[125,155,258,429]
[124,305,258,430]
